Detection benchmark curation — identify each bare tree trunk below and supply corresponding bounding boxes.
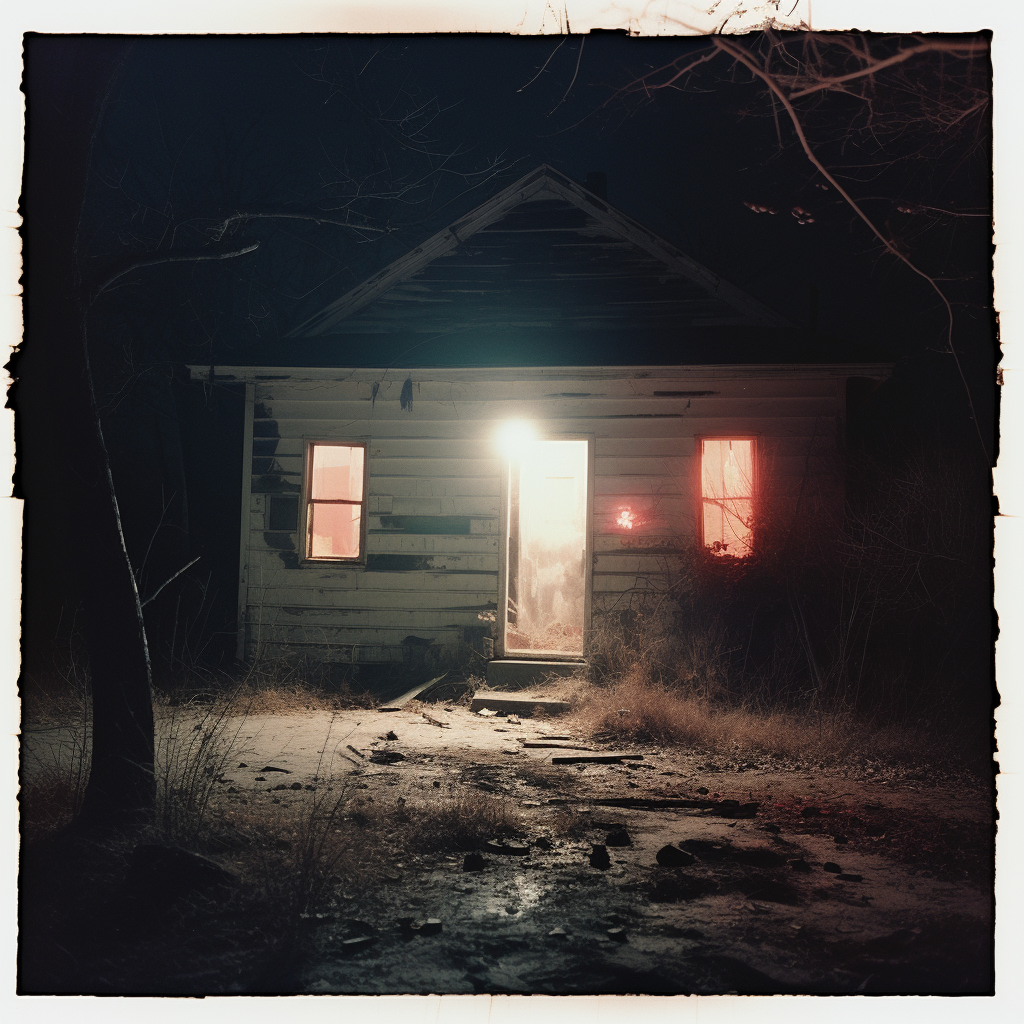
[20,37,156,827]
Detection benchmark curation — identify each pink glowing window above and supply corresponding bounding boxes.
[700,438,754,557]
[305,442,366,560]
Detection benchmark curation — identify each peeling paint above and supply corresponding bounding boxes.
[263,531,296,550]
[376,515,472,534]
[253,474,301,493]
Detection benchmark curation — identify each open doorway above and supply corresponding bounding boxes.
[502,438,590,658]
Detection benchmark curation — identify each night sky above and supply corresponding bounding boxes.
[70,34,991,370]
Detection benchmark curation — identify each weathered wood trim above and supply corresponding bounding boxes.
[236,383,255,661]
[189,363,896,385]
[496,453,510,660]
[298,437,370,567]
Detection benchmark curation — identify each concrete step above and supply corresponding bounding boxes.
[469,692,572,717]
[485,658,586,690]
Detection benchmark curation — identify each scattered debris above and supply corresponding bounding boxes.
[656,844,696,867]
[462,853,485,872]
[761,823,782,834]
[696,787,710,795]
[833,834,849,844]
[508,715,521,725]
[607,927,628,942]
[533,837,554,850]
[383,731,399,741]
[605,828,632,847]
[551,753,644,765]
[340,936,376,954]
[421,711,451,729]
[237,762,248,768]
[254,776,266,782]
[522,742,594,750]
[345,745,365,759]
[290,782,303,790]
[589,845,611,870]
[477,708,498,718]
[823,862,843,873]
[789,859,813,873]
[548,927,567,939]
[369,751,406,765]
[260,765,291,773]
[420,919,443,935]
[482,840,531,856]
[838,873,864,882]
[801,806,824,818]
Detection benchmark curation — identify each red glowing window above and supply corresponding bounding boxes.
[305,442,366,560]
[700,438,754,557]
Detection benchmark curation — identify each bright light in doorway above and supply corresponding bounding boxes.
[495,419,538,457]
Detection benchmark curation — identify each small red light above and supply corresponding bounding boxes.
[616,508,636,530]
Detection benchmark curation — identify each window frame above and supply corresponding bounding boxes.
[695,434,759,557]
[300,438,369,565]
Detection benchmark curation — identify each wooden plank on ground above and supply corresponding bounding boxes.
[379,673,449,711]
[550,753,645,764]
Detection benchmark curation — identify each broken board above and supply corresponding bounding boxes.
[379,673,448,711]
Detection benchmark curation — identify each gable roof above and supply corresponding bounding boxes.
[286,165,793,339]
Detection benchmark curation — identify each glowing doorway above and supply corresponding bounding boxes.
[503,438,589,658]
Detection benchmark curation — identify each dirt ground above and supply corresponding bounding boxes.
[20,700,995,995]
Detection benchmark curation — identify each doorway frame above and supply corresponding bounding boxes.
[495,431,595,661]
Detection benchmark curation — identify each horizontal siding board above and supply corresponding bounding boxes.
[248,570,499,591]
[247,640,404,663]
[367,475,500,497]
[247,624,464,644]
[249,550,500,574]
[251,588,497,610]
[247,531,499,555]
[250,607,488,628]
[595,436,836,458]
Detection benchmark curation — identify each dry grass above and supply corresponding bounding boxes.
[349,789,524,854]
[573,669,932,766]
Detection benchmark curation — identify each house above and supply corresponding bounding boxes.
[188,166,891,684]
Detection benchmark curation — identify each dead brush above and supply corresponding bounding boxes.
[20,694,91,844]
[155,691,251,840]
[574,670,935,766]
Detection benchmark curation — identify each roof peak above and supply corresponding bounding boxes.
[286,164,792,339]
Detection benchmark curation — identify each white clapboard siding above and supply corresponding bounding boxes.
[182,363,884,663]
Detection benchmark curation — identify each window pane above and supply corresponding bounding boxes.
[311,444,364,501]
[310,502,361,558]
[702,439,753,499]
[702,439,753,556]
